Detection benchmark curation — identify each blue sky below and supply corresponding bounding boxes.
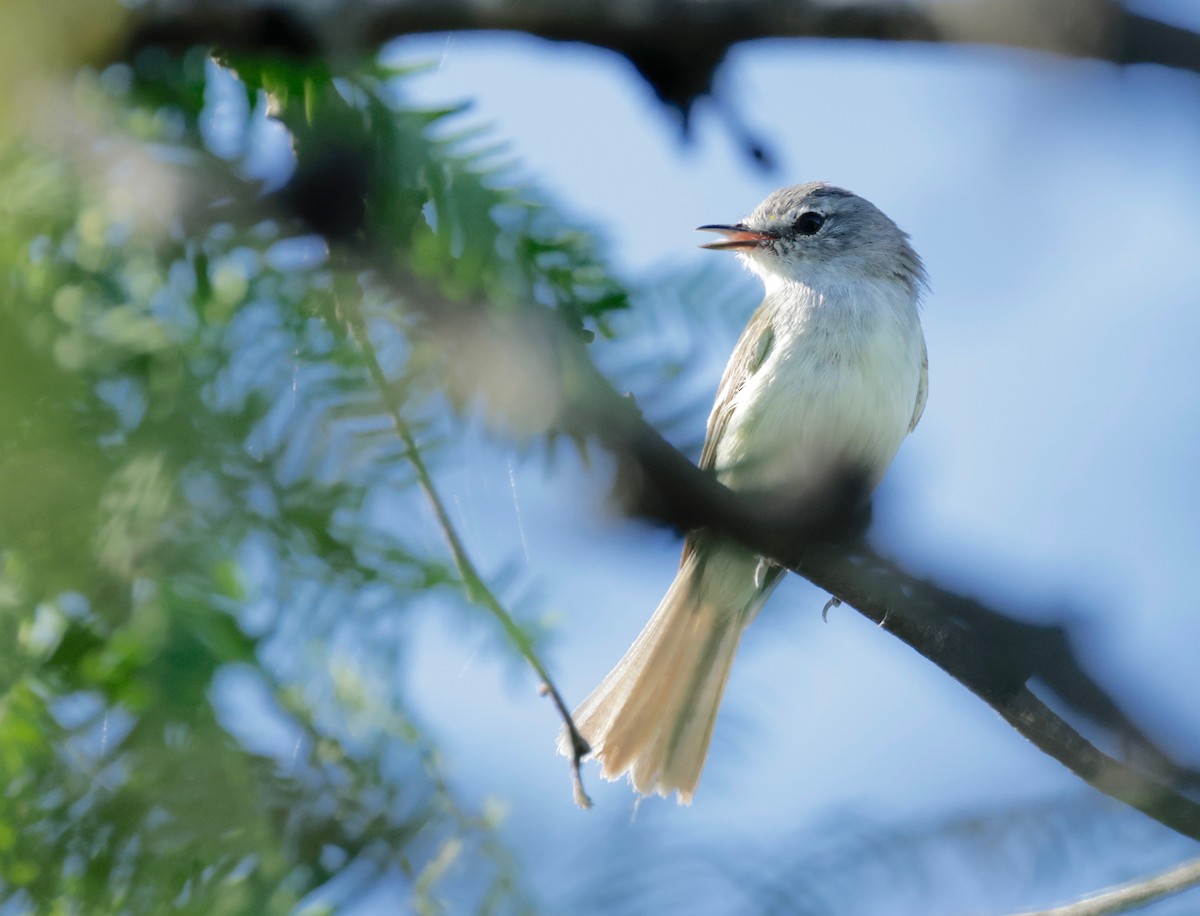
[292,24,1200,914]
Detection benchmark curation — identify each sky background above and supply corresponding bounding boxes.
[271,12,1200,913]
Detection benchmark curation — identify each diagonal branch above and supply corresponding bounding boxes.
[1006,854,1200,916]
[548,314,1200,834]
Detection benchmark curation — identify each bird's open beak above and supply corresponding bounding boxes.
[697,224,777,251]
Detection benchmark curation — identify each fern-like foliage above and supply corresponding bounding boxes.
[0,41,642,913]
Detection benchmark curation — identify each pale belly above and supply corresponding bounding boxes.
[713,313,922,497]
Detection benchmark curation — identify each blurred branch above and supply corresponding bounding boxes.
[336,291,594,810]
[125,0,1200,119]
[1008,854,1200,915]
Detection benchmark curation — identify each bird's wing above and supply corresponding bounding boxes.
[680,305,774,569]
[698,303,775,473]
[909,333,928,432]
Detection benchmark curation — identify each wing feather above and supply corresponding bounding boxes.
[909,334,928,432]
[699,305,774,472]
[681,305,774,567]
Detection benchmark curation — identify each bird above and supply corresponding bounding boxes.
[559,183,928,804]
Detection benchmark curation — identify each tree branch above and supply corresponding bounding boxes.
[124,0,1200,121]
[1007,855,1200,916]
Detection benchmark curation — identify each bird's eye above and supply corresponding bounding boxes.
[794,212,825,236]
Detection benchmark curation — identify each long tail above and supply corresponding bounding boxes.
[558,542,777,804]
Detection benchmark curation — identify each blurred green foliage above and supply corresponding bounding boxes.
[0,39,629,914]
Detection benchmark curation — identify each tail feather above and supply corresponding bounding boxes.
[559,544,774,804]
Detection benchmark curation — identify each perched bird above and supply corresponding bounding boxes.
[560,183,928,804]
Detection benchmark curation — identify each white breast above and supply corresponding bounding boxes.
[714,276,924,496]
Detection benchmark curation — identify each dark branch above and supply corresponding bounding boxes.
[126,0,1200,118]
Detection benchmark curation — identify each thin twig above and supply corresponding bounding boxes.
[1006,855,1200,916]
[339,294,593,809]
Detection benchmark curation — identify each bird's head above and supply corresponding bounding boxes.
[699,182,925,294]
